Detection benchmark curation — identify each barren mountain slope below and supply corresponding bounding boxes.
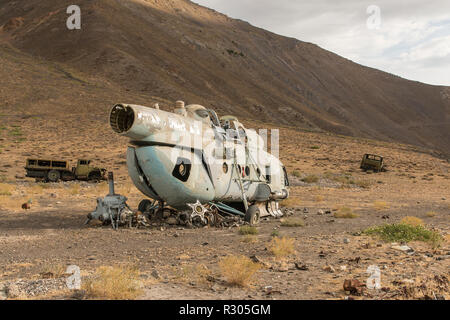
[0,0,449,154]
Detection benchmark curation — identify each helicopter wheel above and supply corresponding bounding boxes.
[244,205,261,226]
[138,199,153,213]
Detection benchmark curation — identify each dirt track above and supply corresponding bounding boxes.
[1,133,449,299]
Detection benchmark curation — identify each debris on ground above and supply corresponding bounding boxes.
[343,279,365,295]
[0,279,67,298]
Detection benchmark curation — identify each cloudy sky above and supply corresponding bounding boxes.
[194,0,450,86]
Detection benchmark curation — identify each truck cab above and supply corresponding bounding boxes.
[74,159,106,181]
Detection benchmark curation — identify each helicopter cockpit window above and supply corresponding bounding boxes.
[195,109,209,118]
[238,126,247,144]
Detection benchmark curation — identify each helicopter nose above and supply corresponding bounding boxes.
[110,104,164,139]
[110,104,135,134]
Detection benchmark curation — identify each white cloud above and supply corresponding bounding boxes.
[194,0,450,85]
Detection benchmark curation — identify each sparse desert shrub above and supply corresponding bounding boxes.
[173,264,211,285]
[271,230,280,237]
[8,127,23,136]
[310,145,320,150]
[239,225,258,235]
[82,265,142,300]
[373,201,389,211]
[426,211,437,217]
[332,174,353,185]
[280,217,305,227]
[219,255,260,287]
[292,170,302,178]
[401,216,424,227]
[302,174,319,183]
[334,207,359,219]
[364,223,442,248]
[40,263,67,279]
[281,197,302,208]
[269,237,296,259]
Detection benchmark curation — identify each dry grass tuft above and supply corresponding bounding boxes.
[301,174,319,184]
[334,207,359,219]
[401,216,424,227]
[269,237,296,259]
[219,255,260,287]
[241,235,258,243]
[426,211,437,217]
[82,265,142,300]
[40,263,67,279]
[292,170,301,178]
[373,201,389,211]
[239,225,258,235]
[173,264,211,286]
[280,217,305,227]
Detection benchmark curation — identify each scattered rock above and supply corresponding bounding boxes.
[294,262,309,270]
[0,284,7,300]
[5,283,21,298]
[391,245,414,254]
[50,193,57,198]
[303,208,309,213]
[343,238,350,244]
[323,265,335,273]
[151,269,160,279]
[343,279,364,295]
[317,209,324,215]
[339,265,347,271]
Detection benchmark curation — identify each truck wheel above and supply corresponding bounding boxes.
[47,170,61,182]
[245,205,261,226]
[88,172,102,182]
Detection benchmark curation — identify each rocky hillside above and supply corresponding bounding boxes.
[0,0,449,154]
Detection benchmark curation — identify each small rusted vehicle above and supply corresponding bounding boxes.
[25,159,107,182]
[360,154,386,172]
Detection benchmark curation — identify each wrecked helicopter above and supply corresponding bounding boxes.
[89,101,290,227]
